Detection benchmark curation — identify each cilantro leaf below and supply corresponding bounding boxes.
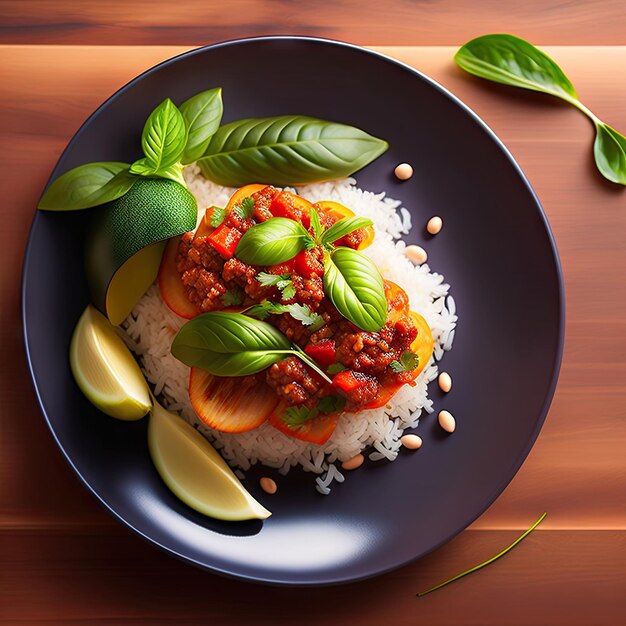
[285,303,324,328]
[209,205,226,228]
[257,271,296,301]
[327,363,347,375]
[244,300,323,329]
[281,404,317,428]
[233,196,255,219]
[317,395,346,414]
[222,287,244,306]
[389,350,420,373]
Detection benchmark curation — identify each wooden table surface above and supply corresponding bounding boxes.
[2,42,625,625]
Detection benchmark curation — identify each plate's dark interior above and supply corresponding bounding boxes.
[22,37,563,585]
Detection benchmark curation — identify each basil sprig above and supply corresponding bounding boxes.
[321,216,373,246]
[323,247,387,332]
[130,98,188,183]
[171,312,332,382]
[455,34,626,185]
[197,115,388,187]
[179,88,223,164]
[235,217,313,265]
[37,162,138,211]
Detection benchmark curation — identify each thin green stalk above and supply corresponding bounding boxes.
[417,512,547,597]
[291,345,333,384]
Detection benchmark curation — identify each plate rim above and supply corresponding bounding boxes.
[21,35,565,586]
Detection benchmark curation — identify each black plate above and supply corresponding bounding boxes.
[22,37,564,585]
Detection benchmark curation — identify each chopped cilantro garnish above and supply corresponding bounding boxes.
[209,205,226,228]
[244,301,323,330]
[326,363,347,375]
[389,350,420,373]
[257,272,296,301]
[222,287,244,306]
[233,196,255,219]
[281,395,346,429]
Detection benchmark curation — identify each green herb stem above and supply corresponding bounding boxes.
[292,345,333,384]
[417,512,547,597]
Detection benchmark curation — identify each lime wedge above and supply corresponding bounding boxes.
[148,401,272,521]
[70,305,151,420]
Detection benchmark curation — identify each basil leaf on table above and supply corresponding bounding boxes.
[322,216,373,246]
[130,98,187,176]
[323,247,387,332]
[455,34,626,186]
[38,162,137,211]
[179,88,223,164]
[235,217,311,265]
[197,115,389,186]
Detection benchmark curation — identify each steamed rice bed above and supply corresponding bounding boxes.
[122,165,457,494]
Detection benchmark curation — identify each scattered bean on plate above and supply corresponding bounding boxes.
[405,244,428,265]
[394,163,414,180]
[401,434,423,450]
[438,372,452,393]
[260,477,277,494]
[427,216,443,235]
[438,410,456,433]
[341,454,365,470]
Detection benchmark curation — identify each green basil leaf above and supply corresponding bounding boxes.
[323,247,386,332]
[235,217,309,265]
[187,349,288,377]
[179,88,223,164]
[198,115,388,186]
[131,98,187,173]
[321,216,373,246]
[454,34,577,100]
[38,162,137,211]
[171,312,292,376]
[593,123,626,185]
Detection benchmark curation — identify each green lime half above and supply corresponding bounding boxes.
[85,178,197,325]
[148,401,272,521]
[70,305,151,420]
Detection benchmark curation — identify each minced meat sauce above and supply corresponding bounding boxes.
[176,185,418,414]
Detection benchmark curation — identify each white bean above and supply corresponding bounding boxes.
[438,410,456,433]
[405,244,428,265]
[426,215,443,235]
[341,454,365,471]
[394,163,414,180]
[260,477,277,495]
[401,434,423,450]
[438,372,452,393]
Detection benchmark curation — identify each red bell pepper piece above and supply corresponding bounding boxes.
[207,224,242,259]
[332,370,367,392]
[270,190,312,228]
[304,340,336,366]
[294,249,324,278]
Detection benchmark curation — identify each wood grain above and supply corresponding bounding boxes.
[1,45,625,624]
[2,0,626,45]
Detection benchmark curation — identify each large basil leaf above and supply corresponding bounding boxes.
[235,217,311,265]
[197,115,388,186]
[130,98,187,175]
[455,34,626,186]
[38,162,137,211]
[322,216,373,246]
[594,124,626,185]
[171,312,291,376]
[179,88,223,164]
[454,34,577,100]
[323,248,386,332]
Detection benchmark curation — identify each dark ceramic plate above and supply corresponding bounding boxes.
[22,37,564,585]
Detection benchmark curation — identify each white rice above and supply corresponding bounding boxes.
[122,165,457,493]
